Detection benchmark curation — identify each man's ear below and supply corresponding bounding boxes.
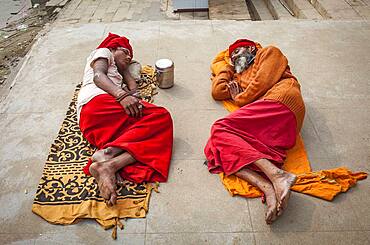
[250,46,257,54]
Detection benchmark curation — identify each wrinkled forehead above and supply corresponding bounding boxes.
[232,46,256,55]
[231,46,248,60]
[233,46,247,53]
[116,47,131,57]
[231,46,256,60]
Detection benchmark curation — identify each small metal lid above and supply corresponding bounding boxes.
[155,59,173,69]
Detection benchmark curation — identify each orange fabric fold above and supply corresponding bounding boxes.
[219,101,367,201]
[291,167,367,201]
[220,167,367,201]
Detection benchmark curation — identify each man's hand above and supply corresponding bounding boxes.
[119,95,143,118]
[227,80,243,100]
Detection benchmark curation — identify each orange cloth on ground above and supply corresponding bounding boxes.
[220,166,367,201]
[218,79,367,201]
[291,167,367,201]
[211,47,305,131]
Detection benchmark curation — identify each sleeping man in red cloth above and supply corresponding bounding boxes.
[77,33,173,206]
[205,39,305,224]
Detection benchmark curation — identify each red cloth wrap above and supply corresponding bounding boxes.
[97,32,133,58]
[204,99,297,175]
[80,94,173,183]
[229,39,256,55]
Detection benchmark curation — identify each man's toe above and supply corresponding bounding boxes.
[116,173,124,186]
[110,193,117,206]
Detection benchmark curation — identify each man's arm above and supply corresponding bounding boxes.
[211,64,234,100]
[210,49,235,100]
[233,46,288,107]
[123,69,138,92]
[93,58,142,117]
[93,58,123,97]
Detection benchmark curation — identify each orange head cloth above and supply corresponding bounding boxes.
[228,39,256,55]
[97,32,133,58]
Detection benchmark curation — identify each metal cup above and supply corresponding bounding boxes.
[155,59,174,89]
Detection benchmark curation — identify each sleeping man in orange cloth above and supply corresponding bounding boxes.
[77,33,173,206]
[204,39,306,224]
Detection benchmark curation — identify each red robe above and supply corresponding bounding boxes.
[80,94,173,183]
[205,99,297,175]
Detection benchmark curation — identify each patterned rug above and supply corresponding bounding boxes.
[32,66,159,239]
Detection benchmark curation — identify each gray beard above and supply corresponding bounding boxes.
[234,52,255,73]
[234,56,248,73]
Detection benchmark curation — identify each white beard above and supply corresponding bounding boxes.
[234,56,248,74]
[233,52,255,74]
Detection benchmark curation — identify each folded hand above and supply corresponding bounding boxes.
[120,95,143,118]
[227,80,243,100]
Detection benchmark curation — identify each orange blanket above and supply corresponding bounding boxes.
[219,91,367,201]
[211,46,305,131]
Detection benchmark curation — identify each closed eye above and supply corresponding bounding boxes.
[121,49,131,58]
[117,47,131,58]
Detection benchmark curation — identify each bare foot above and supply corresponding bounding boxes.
[234,167,279,224]
[92,147,124,186]
[270,170,297,216]
[264,186,278,224]
[89,161,118,206]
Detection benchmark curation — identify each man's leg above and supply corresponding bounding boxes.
[89,151,136,206]
[92,147,124,162]
[235,168,278,224]
[92,147,125,185]
[253,159,297,216]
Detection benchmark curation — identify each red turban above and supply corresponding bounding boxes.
[97,32,133,57]
[229,39,256,55]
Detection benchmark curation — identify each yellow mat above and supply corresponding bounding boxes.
[32,66,159,239]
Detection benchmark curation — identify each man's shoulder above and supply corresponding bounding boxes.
[86,48,114,67]
[260,45,282,53]
[91,48,113,57]
[257,46,285,58]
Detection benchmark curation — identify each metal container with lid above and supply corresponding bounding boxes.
[155,58,174,89]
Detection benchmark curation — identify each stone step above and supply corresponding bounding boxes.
[307,0,362,19]
[208,0,252,20]
[284,0,323,19]
[46,0,69,7]
[248,0,274,20]
[263,0,295,19]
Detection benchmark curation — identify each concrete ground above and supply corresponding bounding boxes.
[57,0,209,23]
[0,19,369,244]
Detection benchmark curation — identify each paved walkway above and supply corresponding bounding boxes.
[0,19,369,244]
[210,0,370,20]
[56,0,370,22]
[57,0,208,23]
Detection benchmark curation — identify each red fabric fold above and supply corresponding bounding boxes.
[204,99,297,175]
[80,94,173,183]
